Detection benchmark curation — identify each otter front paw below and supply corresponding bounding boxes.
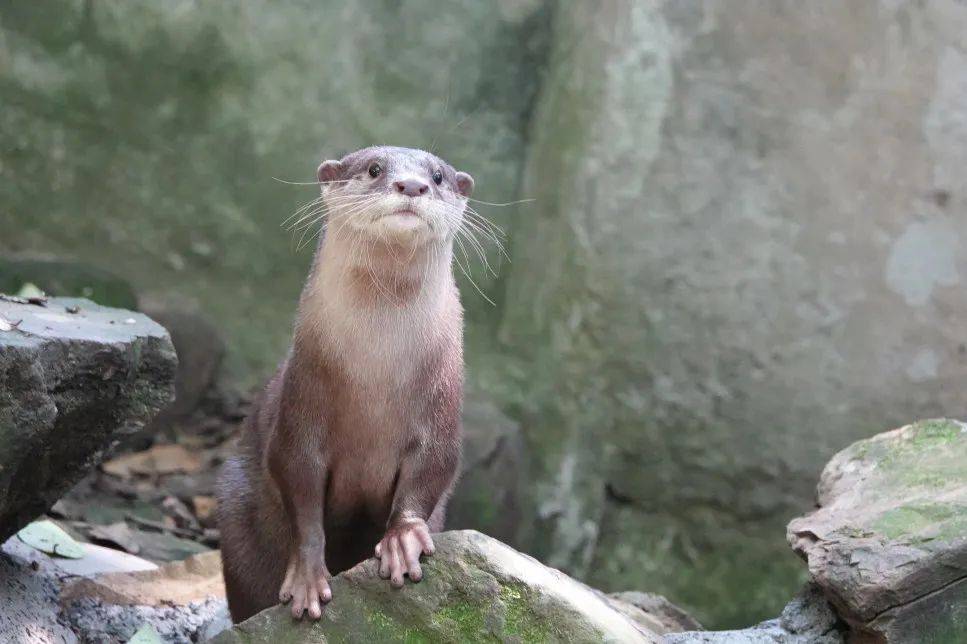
[374,517,435,588]
[279,551,332,620]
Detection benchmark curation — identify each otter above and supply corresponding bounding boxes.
[216,146,474,623]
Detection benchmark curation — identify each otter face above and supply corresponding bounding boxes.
[317,146,474,245]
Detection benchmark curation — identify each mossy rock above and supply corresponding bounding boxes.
[788,420,967,642]
[212,530,661,643]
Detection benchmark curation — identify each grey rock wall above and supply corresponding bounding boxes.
[496,0,967,626]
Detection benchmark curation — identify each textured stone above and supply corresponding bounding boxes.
[447,385,526,544]
[788,419,967,642]
[213,530,658,643]
[493,0,967,626]
[608,590,702,635]
[665,584,843,643]
[0,297,176,542]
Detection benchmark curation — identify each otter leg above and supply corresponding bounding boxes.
[217,456,288,622]
[375,427,460,587]
[268,421,331,620]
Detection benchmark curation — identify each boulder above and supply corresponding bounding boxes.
[609,591,703,635]
[787,419,967,642]
[494,0,967,625]
[0,297,176,542]
[1,532,228,644]
[213,530,660,643]
[138,300,226,433]
[665,584,843,643]
[448,386,527,544]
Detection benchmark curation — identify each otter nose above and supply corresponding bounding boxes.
[393,179,429,197]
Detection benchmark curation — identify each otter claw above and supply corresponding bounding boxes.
[279,554,331,620]
[376,518,434,588]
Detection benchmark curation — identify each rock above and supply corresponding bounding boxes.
[787,419,967,642]
[62,551,229,643]
[448,386,526,544]
[213,530,658,643]
[60,550,224,608]
[492,0,967,626]
[0,297,176,543]
[64,595,227,644]
[139,301,226,433]
[4,534,159,577]
[608,591,703,634]
[0,541,78,643]
[665,585,843,643]
[1,533,226,644]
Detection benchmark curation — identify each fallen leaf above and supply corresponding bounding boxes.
[102,444,204,478]
[0,313,22,332]
[162,496,200,531]
[16,282,47,304]
[88,522,142,555]
[192,495,216,523]
[127,624,163,644]
[17,520,85,559]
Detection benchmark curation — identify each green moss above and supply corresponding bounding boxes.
[859,420,966,492]
[499,584,553,643]
[872,503,967,542]
[435,600,488,641]
[357,604,433,644]
[910,419,963,445]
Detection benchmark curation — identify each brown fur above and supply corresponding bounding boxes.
[216,147,469,623]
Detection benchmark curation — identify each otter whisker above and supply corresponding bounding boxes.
[463,205,507,238]
[286,191,376,228]
[457,227,497,278]
[283,196,325,226]
[452,236,495,306]
[306,195,382,249]
[294,194,382,251]
[272,177,357,186]
[466,196,535,208]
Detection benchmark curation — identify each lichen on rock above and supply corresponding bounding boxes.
[212,530,662,643]
[787,419,967,642]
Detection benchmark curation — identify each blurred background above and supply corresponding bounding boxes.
[2,0,966,629]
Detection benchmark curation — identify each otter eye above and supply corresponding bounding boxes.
[432,170,443,185]
[368,163,382,178]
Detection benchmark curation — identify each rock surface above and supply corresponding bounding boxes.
[665,584,843,643]
[213,530,660,643]
[495,0,967,626]
[788,419,967,642]
[1,532,227,643]
[0,297,176,542]
[609,590,703,635]
[447,387,527,544]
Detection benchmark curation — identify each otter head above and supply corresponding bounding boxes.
[317,146,474,245]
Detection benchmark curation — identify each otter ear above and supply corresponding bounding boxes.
[455,171,474,198]
[317,160,344,184]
